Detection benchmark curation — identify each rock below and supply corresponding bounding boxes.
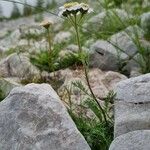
[130,67,142,77]
[142,0,150,8]
[0,29,10,39]
[0,78,21,98]
[141,12,150,34]
[109,130,150,150]
[89,26,144,72]
[114,73,150,137]
[0,83,91,150]
[110,25,144,57]
[84,9,130,32]
[54,31,72,44]
[89,40,127,71]
[66,44,79,52]
[0,29,21,51]
[0,53,40,80]
[19,24,43,39]
[58,68,127,108]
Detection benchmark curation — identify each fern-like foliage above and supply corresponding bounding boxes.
[31,45,86,72]
[66,80,116,150]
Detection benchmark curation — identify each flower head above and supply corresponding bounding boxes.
[58,2,93,17]
[40,20,53,29]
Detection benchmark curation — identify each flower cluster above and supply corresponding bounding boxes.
[40,20,53,29]
[58,2,93,17]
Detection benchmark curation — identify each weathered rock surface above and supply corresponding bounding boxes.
[54,31,72,44]
[109,130,150,150]
[84,9,130,32]
[57,68,127,106]
[114,73,150,137]
[110,25,144,57]
[89,40,127,71]
[141,12,150,34]
[0,13,63,52]
[89,26,144,73]
[0,83,91,150]
[0,53,40,80]
[0,78,21,98]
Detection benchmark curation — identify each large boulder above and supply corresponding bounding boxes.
[109,130,150,150]
[0,83,91,150]
[114,73,150,137]
[0,53,40,80]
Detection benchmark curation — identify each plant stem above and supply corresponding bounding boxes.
[74,15,82,52]
[72,14,108,123]
[83,61,108,123]
[47,28,51,54]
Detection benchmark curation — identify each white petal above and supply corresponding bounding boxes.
[59,6,65,10]
[88,8,94,13]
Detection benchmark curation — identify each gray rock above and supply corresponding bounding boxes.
[116,73,150,103]
[89,26,144,72]
[114,73,150,137]
[0,53,40,80]
[141,12,150,34]
[54,31,72,44]
[0,83,91,150]
[0,29,21,51]
[89,40,127,71]
[110,25,144,57]
[66,44,79,52]
[109,130,150,150]
[84,9,130,32]
[0,78,21,98]
[142,0,150,8]
[110,25,144,73]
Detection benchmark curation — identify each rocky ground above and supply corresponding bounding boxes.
[0,0,150,150]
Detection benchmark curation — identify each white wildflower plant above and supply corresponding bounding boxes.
[58,2,93,52]
[40,19,54,53]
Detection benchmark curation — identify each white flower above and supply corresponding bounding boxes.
[58,2,93,17]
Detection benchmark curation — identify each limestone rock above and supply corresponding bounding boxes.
[0,83,91,150]
[114,73,150,137]
[109,130,150,150]
[0,78,21,98]
[58,68,127,106]
[54,31,72,44]
[110,25,144,57]
[0,53,40,80]
[89,40,127,71]
[84,9,130,32]
[141,12,150,34]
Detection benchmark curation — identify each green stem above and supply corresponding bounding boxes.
[83,61,108,123]
[74,14,82,52]
[47,28,51,54]
[72,14,108,123]
[46,28,52,72]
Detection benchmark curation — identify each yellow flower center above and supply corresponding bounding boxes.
[64,2,79,8]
